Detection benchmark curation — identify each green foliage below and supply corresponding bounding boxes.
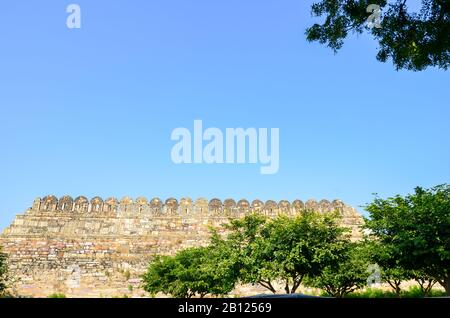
[142,246,237,298]
[305,0,450,71]
[380,267,411,296]
[365,184,450,295]
[210,214,278,293]
[213,212,350,294]
[0,247,8,296]
[142,186,450,298]
[48,293,66,298]
[403,285,446,298]
[324,287,397,298]
[411,270,437,297]
[363,240,411,296]
[305,242,370,297]
[335,286,447,298]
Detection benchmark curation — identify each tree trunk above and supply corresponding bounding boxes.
[387,280,402,297]
[290,276,303,294]
[444,276,450,296]
[336,289,345,298]
[416,278,436,297]
[285,280,290,294]
[395,286,401,298]
[424,281,435,297]
[259,280,277,294]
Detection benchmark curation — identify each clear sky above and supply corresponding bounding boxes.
[0,1,449,230]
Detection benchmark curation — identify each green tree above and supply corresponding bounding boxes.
[365,184,450,295]
[215,212,349,294]
[142,246,237,298]
[305,0,450,71]
[212,214,279,293]
[305,242,370,298]
[142,255,180,297]
[0,247,8,296]
[380,267,410,296]
[365,240,410,296]
[411,270,437,297]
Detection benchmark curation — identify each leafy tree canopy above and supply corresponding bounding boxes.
[305,241,370,298]
[214,212,350,294]
[306,0,450,71]
[364,240,412,296]
[365,184,450,295]
[142,246,237,298]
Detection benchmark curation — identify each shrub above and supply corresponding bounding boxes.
[328,286,448,298]
[48,293,67,298]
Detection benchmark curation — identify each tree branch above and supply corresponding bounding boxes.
[259,280,276,294]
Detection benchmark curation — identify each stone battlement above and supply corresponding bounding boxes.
[27,195,359,217]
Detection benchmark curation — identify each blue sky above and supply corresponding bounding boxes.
[0,1,449,230]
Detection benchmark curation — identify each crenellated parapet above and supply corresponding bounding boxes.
[28,195,362,219]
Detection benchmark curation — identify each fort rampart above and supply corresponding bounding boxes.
[0,196,364,297]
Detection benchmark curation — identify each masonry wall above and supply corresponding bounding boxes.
[0,196,364,298]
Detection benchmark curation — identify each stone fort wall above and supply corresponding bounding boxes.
[0,195,364,298]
